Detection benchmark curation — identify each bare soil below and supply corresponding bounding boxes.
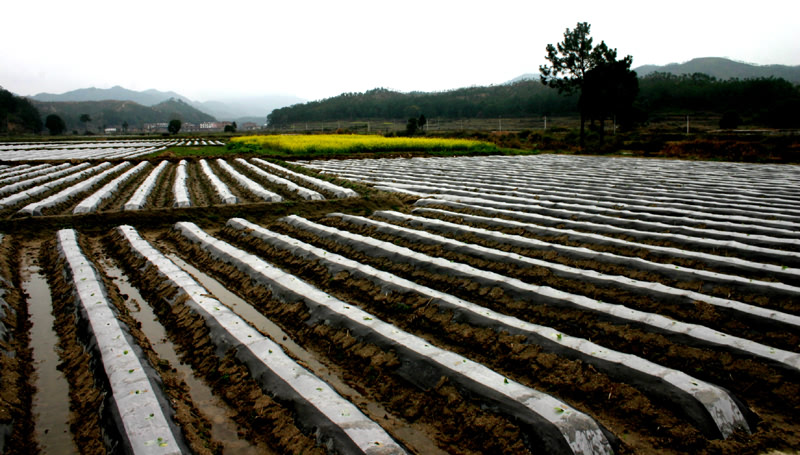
[2,156,798,454]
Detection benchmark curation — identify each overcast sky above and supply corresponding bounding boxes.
[2,0,798,102]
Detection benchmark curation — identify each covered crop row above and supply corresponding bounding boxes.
[52,229,188,454]
[115,224,405,455]
[0,162,107,212]
[303,155,800,241]
[19,162,130,216]
[0,158,356,217]
[172,220,615,454]
[125,161,169,211]
[0,164,53,184]
[0,140,176,161]
[0,163,85,197]
[74,161,150,214]
[252,158,358,198]
[224,217,753,439]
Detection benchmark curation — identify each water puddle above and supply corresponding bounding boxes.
[21,244,77,454]
[99,257,268,455]
[167,252,447,455]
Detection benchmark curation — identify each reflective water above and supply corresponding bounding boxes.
[21,245,77,454]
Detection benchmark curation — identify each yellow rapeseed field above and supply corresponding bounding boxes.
[231,134,497,154]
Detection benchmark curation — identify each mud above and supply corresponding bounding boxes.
[93,161,156,212]
[228,160,296,201]
[315,214,800,351]
[21,247,75,454]
[3,153,800,454]
[415,205,800,313]
[105,230,327,455]
[41,237,107,455]
[162,228,537,455]
[266,216,800,455]
[0,235,37,455]
[149,160,177,209]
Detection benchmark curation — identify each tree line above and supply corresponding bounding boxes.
[0,87,43,134]
[267,74,799,131]
[267,23,800,133]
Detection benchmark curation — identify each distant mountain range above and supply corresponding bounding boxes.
[30,86,188,106]
[506,57,800,86]
[29,86,305,123]
[32,98,216,132]
[634,57,800,83]
[24,57,799,131]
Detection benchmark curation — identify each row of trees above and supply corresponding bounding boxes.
[266,22,799,139]
[268,74,799,131]
[0,87,43,134]
[37,112,185,135]
[267,83,578,126]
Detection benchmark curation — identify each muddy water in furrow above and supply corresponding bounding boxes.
[20,242,77,454]
[98,255,268,455]
[166,251,447,455]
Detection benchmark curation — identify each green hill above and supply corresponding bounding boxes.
[32,98,216,132]
[267,82,578,126]
[30,85,191,106]
[634,57,800,84]
[1,87,43,134]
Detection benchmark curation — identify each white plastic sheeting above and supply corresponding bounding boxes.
[229,217,752,439]
[19,162,130,216]
[319,163,800,250]
[252,158,358,198]
[0,163,88,197]
[215,159,282,202]
[365,210,800,331]
[175,220,613,455]
[0,139,177,161]
[235,158,323,200]
[56,229,184,455]
[412,202,800,297]
[172,160,191,208]
[0,162,108,211]
[74,162,150,214]
[0,164,53,184]
[198,159,237,204]
[125,161,169,211]
[282,215,800,373]
[116,224,406,455]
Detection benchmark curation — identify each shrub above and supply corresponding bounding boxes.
[719,111,742,129]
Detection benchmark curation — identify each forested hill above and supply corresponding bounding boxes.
[268,74,800,129]
[32,98,216,132]
[267,82,579,126]
[30,85,190,106]
[635,57,800,84]
[1,87,42,134]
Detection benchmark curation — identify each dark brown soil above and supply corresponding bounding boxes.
[0,235,37,455]
[159,229,535,455]
[105,230,328,455]
[4,154,799,454]
[263,215,800,455]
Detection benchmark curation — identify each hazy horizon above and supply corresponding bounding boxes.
[3,0,799,103]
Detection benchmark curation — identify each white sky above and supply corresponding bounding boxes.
[2,0,799,102]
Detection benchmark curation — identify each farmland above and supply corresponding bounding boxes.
[0,138,799,455]
[230,134,500,156]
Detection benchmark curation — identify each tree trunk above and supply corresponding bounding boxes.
[579,112,585,149]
